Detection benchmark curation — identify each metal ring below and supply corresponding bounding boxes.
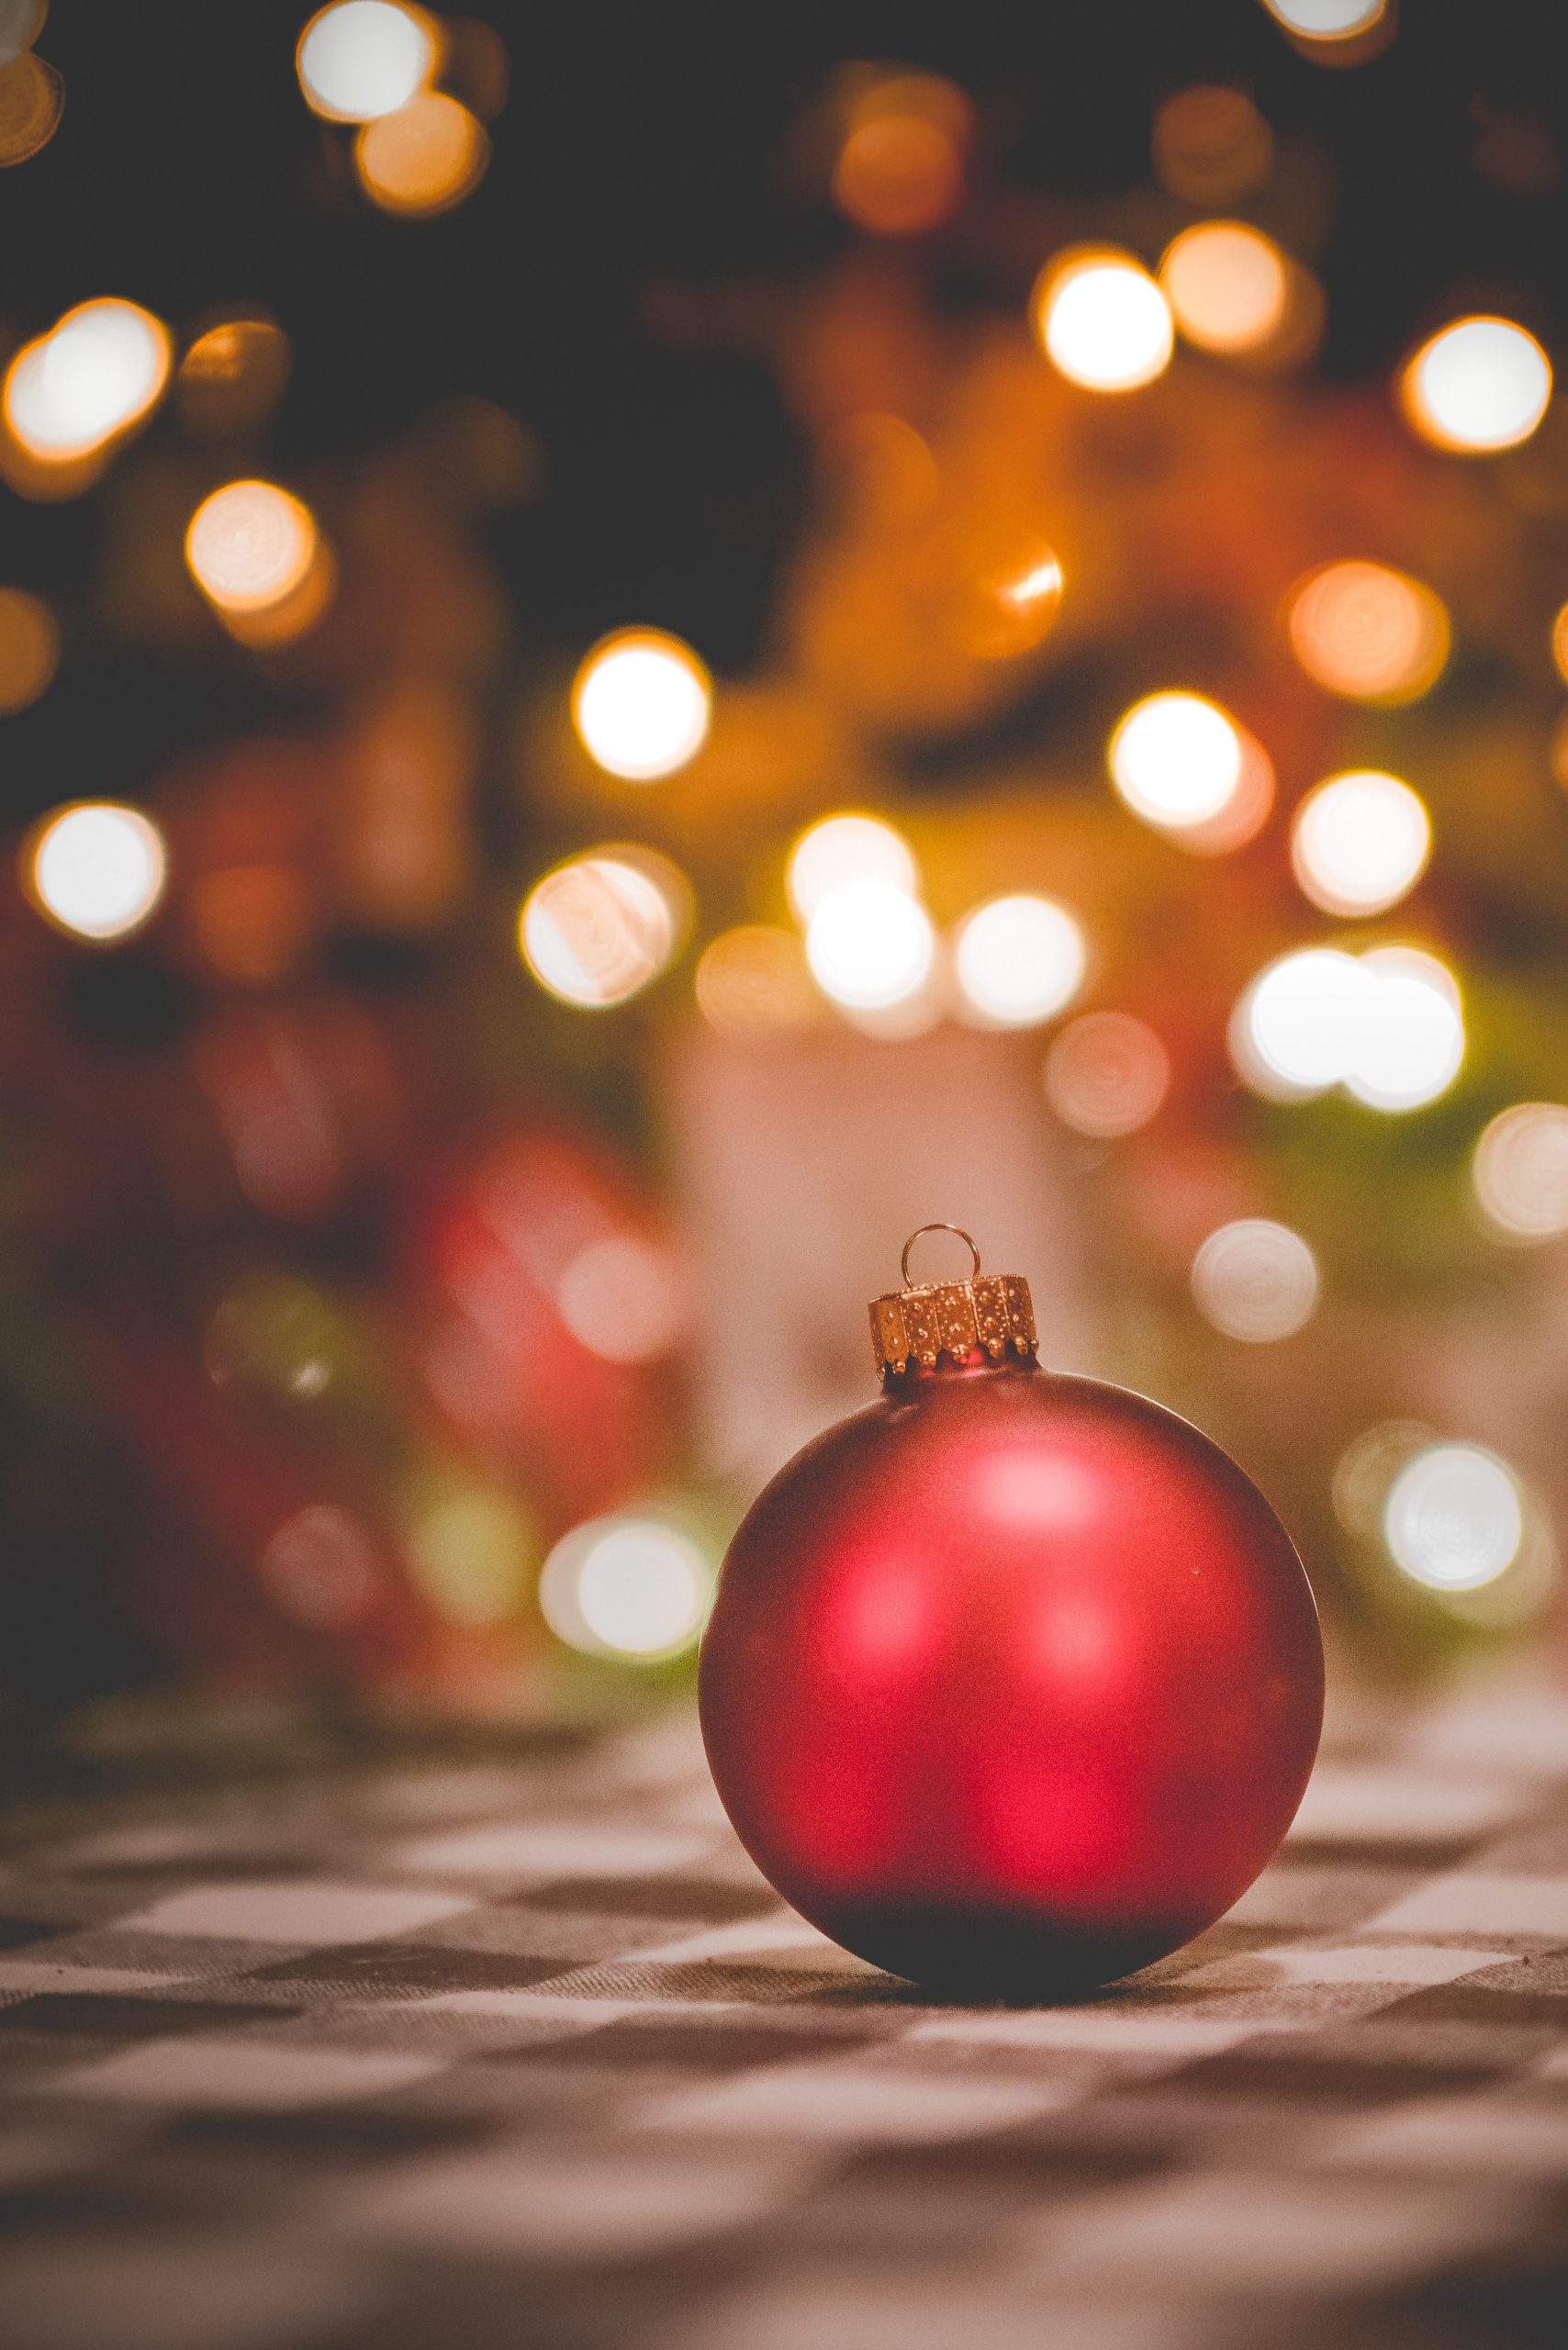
[902,1223,982,1288]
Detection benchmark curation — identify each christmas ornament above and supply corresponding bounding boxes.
[700,1225,1324,1998]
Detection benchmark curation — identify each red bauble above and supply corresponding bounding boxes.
[700,1235,1323,2000]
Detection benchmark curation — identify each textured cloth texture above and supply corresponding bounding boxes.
[1,1676,1567,2348]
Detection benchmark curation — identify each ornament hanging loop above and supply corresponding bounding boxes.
[902,1223,982,1288]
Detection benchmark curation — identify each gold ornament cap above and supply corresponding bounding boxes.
[869,1225,1036,1378]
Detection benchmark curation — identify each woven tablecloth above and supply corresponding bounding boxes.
[2,1674,1567,2350]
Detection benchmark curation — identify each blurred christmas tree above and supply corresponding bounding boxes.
[3,0,1568,1721]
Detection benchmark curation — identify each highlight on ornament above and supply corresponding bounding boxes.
[3,298,171,466]
[520,846,684,1008]
[356,89,489,216]
[805,877,935,1013]
[1290,769,1431,916]
[1232,942,1463,1111]
[1472,1102,1568,1242]
[1159,221,1289,355]
[1191,1218,1320,1343]
[1032,247,1173,394]
[1108,690,1245,834]
[572,628,711,781]
[538,1514,712,1660]
[1043,1011,1170,1137]
[950,893,1086,1029]
[1400,316,1552,453]
[786,812,919,922]
[296,1,434,121]
[1383,1442,1524,1593]
[695,924,819,1039]
[1287,560,1450,702]
[25,800,168,944]
[0,585,59,713]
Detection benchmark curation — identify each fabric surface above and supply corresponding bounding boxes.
[1,1675,1567,2349]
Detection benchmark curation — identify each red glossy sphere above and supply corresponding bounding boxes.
[700,1357,1323,1999]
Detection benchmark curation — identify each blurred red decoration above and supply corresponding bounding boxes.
[701,1237,1323,1998]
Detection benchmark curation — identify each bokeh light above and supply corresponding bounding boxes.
[1554,601,1568,688]
[1191,1218,1320,1342]
[695,924,819,1039]
[1472,1103,1568,1241]
[1108,690,1245,832]
[1159,221,1289,354]
[1287,560,1450,702]
[176,319,292,436]
[787,813,919,923]
[520,849,682,1008]
[259,1505,381,1629]
[406,1485,532,1625]
[1290,770,1432,916]
[538,1514,711,1661]
[4,299,171,463]
[355,90,488,217]
[27,802,167,944]
[805,878,935,1013]
[951,894,1087,1028]
[1401,317,1552,454]
[0,47,63,168]
[832,75,969,238]
[1151,86,1273,205]
[1033,249,1174,394]
[572,628,711,781]
[185,480,319,614]
[1044,1012,1170,1138]
[556,1235,688,1362]
[296,1,433,122]
[1233,944,1463,1110]
[0,586,58,712]
[1383,1443,1524,1591]
[1261,0,1387,35]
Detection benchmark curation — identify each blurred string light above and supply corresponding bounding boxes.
[1032,247,1173,394]
[831,72,970,238]
[405,1482,534,1625]
[1159,222,1289,355]
[3,299,171,465]
[1288,560,1450,702]
[25,801,168,944]
[0,31,62,171]
[1191,1218,1319,1342]
[805,878,935,1013]
[573,628,711,781]
[695,925,819,1040]
[787,811,918,921]
[1400,317,1552,454]
[1259,0,1394,58]
[1108,690,1273,852]
[555,1234,688,1362]
[538,1514,712,1661]
[176,319,292,437]
[1044,1011,1170,1138]
[1151,85,1274,205]
[356,88,488,216]
[296,1,434,121]
[1472,1103,1568,1241]
[916,525,1064,662]
[1232,943,1463,1111]
[951,894,1086,1029]
[0,585,58,712]
[185,479,334,645]
[1383,1443,1523,1592]
[259,1505,382,1629]
[520,845,688,1008]
[1290,770,1431,916]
